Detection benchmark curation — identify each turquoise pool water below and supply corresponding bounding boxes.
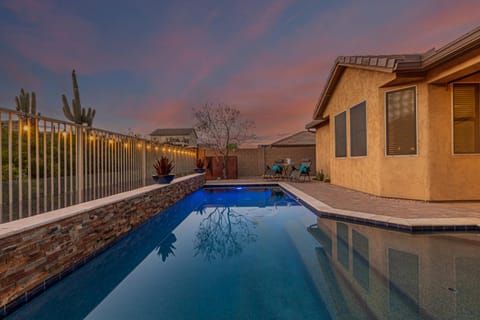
[7,187,480,319]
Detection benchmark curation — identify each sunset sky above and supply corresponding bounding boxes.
[1,0,480,143]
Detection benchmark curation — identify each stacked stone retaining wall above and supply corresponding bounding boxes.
[0,174,205,312]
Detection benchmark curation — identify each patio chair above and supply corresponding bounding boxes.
[288,166,301,181]
[272,159,285,179]
[263,165,275,179]
[298,159,312,182]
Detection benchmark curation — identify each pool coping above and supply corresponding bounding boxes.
[205,181,480,232]
[0,174,203,240]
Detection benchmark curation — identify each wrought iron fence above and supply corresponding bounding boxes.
[0,107,196,223]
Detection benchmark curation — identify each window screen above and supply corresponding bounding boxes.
[386,87,417,155]
[335,111,347,157]
[350,102,367,156]
[453,84,479,153]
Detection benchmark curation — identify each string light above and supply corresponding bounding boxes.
[23,124,29,132]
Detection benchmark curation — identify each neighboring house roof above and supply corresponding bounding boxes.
[150,128,197,137]
[312,26,480,120]
[270,131,315,147]
[305,119,328,130]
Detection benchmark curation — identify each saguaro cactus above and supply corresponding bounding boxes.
[15,88,38,115]
[62,69,96,126]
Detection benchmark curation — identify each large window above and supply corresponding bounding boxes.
[453,84,480,153]
[386,87,417,155]
[350,102,367,156]
[335,111,347,157]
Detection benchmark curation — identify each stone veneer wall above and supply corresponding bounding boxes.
[0,174,205,310]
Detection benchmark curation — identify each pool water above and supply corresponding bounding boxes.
[8,187,480,319]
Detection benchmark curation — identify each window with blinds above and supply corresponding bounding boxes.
[453,84,479,153]
[386,87,417,156]
[335,111,347,157]
[350,102,367,156]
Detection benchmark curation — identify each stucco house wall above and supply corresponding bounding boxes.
[311,28,480,200]
[377,82,431,200]
[425,53,480,200]
[315,123,330,177]
[322,68,395,197]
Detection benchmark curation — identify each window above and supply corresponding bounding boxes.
[335,111,347,157]
[453,84,479,153]
[386,87,417,155]
[350,102,367,156]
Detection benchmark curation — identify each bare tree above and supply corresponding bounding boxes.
[193,103,255,178]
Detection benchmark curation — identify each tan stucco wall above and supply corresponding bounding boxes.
[317,49,480,200]
[377,82,430,200]
[315,124,330,176]
[322,68,398,197]
[426,71,480,200]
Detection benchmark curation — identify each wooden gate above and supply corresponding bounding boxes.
[205,156,237,180]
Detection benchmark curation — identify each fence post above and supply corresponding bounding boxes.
[77,126,84,203]
[142,141,146,186]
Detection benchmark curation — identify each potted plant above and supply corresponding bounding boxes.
[153,156,175,184]
[194,158,205,173]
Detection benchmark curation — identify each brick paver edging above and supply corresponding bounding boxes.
[279,183,480,232]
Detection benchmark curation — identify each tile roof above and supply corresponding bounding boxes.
[312,26,480,120]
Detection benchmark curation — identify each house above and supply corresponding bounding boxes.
[150,128,197,147]
[306,27,480,201]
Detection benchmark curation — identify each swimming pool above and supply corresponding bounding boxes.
[7,186,480,319]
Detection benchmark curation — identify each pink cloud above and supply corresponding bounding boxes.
[243,0,294,40]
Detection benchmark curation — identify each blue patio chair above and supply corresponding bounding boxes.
[298,159,312,182]
[272,160,285,179]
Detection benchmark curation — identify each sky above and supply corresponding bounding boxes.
[1,0,480,143]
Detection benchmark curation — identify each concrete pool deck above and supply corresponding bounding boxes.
[205,178,480,231]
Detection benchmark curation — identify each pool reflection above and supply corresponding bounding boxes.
[308,218,480,320]
[193,206,258,261]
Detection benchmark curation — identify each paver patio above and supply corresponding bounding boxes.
[206,178,480,230]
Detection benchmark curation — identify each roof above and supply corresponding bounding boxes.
[305,119,328,130]
[312,26,480,120]
[150,128,197,137]
[270,131,315,147]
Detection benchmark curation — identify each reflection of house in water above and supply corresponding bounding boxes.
[308,218,480,320]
